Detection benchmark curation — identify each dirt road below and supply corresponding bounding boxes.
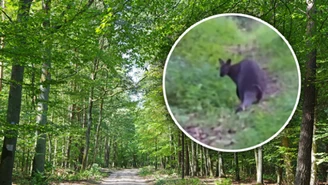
[100,169,154,185]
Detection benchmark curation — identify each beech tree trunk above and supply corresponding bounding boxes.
[185,139,190,176]
[217,152,225,178]
[181,132,185,179]
[0,0,32,184]
[0,0,4,92]
[256,147,263,184]
[191,140,197,176]
[82,59,99,170]
[92,98,104,164]
[295,1,317,184]
[310,121,317,185]
[234,153,240,181]
[32,0,52,177]
[104,136,110,167]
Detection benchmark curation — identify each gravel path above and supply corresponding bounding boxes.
[100,169,153,185]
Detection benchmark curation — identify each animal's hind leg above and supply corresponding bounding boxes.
[254,85,263,104]
[236,87,241,101]
[235,91,256,113]
[235,105,244,113]
[235,101,245,113]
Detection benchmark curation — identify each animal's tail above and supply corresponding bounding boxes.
[235,85,263,113]
[253,84,263,103]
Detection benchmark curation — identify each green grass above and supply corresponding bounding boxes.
[165,16,299,150]
[155,178,204,185]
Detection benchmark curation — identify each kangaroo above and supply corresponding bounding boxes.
[219,58,266,113]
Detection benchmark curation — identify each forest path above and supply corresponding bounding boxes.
[100,168,154,185]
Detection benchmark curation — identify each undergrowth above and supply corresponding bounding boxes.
[13,163,108,185]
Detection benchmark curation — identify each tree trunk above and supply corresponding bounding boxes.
[0,0,4,92]
[202,146,208,176]
[256,147,263,184]
[185,139,190,176]
[155,138,158,170]
[0,1,32,184]
[181,132,184,179]
[206,148,213,176]
[276,166,282,185]
[32,0,52,177]
[65,91,76,168]
[82,59,99,170]
[78,104,86,169]
[281,131,294,185]
[234,153,240,181]
[178,131,181,169]
[169,125,175,169]
[82,87,94,170]
[191,140,196,176]
[104,136,110,167]
[218,152,225,178]
[92,98,104,164]
[295,1,317,185]
[310,123,317,185]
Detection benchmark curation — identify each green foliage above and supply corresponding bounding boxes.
[139,166,155,176]
[30,171,50,185]
[215,178,232,185]
[51,164,105,182]
[155,178,203,185]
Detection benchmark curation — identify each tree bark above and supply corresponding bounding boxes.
[32,0,52,176]
[206,148,213,176]
[234,153,240,181]
[203,146,207,176]
[295,1,317,185]
[185,139,190,176]
[281,130,294,185]
[256,146,263,184]
[191,140,196,176]
[104,136,110,168]
[310,122,317,185]
[82,59,99,170]
[92,98,104,164]
[181,132,185,179]
[276,165,282,185]
[0,1,32,184]
[217,152,225,178]
[0,0,4,92]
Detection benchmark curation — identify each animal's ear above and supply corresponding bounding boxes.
[227,59,231,65]
[219,58,224,65]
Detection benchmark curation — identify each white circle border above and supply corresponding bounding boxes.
[162,13,301,153]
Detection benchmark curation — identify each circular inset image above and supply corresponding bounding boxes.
[163,13,300,152]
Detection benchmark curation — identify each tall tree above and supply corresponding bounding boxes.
[0,0,4,92]
[0,0,33,184]
[82,58,99,170]
[256,147,263,184]
[295,0,317,184]
[217,152,225,178]
[32,0,52,177]
[234,153,240,181]
[181,132,185,179]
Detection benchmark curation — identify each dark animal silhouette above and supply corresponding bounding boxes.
[219,58,266,113]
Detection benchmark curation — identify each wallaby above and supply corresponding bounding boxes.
[219,58,266,113]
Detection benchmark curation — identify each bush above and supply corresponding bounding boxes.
[215,178,232,185]
[155,178,203,185]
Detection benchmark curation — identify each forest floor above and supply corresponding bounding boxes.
[100,168,154,185]
[53,168,278,185]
